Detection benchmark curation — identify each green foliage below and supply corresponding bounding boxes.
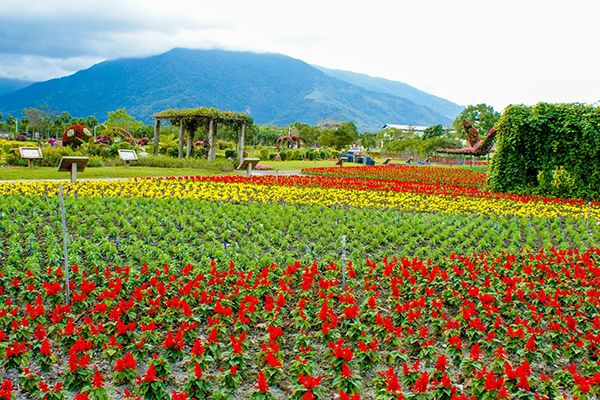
[259,148,271,161]
[23,104,55,136]
[488,103,600,199]
[382,137,461,158]
[452,104,500,139]
[218,141,235,150]
[105,109,143,134]
[289,149,302,160]
[299,125,320,147]
[130,154,233,171]
[155,107,253,131]
[359,132,377,149]
[319,122,359,150]
[421,124,445,140]
[382,138,421,156]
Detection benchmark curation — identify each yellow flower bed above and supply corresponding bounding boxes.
[0,179,596,220]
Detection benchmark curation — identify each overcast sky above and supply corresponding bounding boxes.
[1,0,599,112]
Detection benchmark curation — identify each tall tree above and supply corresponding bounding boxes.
[421,124,445,140]
[319,121,358,150]
[359,132,377,150]
[106,109,143,134]
[59,111,72,131]
[299,125,320,147]
[23,104,55,137]
[86,116,99,129]
[452,104,500,138]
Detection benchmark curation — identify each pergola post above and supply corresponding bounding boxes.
[153,119,161,155]
[186,126,193,158]
[238,122,246,165]
[208,119,216,162]
[178,119,184,159]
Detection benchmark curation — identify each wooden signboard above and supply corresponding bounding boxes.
[336,156,348,167]
[58,156,89,184]
[236,158,260,177]
[19,147,43,168]
[118,149,138,167]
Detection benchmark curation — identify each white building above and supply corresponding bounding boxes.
[381,124,430,134]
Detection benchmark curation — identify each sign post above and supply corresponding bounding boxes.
[19,147,44,168]
[118,149,138,167]
[58,156,89,184]
[236,158,260,177]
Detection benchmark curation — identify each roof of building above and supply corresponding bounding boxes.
[382,124,430,132]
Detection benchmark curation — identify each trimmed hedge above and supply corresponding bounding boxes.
[488,103,600,200]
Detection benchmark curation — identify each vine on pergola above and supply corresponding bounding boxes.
[153,107,254,131]
[152,107,254,162]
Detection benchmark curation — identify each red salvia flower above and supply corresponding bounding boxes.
[255,370,269,393]
[412,371,429,393]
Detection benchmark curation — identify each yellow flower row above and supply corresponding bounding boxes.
[0,179,597,220]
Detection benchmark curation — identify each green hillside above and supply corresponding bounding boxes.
[0,48,456,132]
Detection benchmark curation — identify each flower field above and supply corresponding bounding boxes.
[0,166,600,399]
[302,166,488,188]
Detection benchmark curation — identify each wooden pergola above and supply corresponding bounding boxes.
[151,108,254,164]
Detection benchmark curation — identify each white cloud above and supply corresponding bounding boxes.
[0,0,599,112]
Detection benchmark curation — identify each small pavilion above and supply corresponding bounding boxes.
[151,108,253,164]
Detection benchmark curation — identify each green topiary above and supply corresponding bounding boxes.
[259,148,270,161]
[489,103,600,199]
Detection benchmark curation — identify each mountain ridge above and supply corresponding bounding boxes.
[0,48,461,132]
[0,77,33,97]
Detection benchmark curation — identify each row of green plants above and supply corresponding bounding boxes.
[1,193,597,277]
[2,244,598,399]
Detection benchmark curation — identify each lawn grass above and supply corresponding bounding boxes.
[259,159,340,170]
[0,159,490,180]
[0,166,237,181]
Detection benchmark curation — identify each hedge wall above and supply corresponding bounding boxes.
[488,103,600,200]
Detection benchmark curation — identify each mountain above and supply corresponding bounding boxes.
[0,48,459,132]
[0,77,33,97]
[314,66,463,121]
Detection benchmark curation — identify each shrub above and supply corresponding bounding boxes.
[218,141,234,150]
[279,151,287,161]
[320,151,327,159]
[225,149,237,159]
[489,103,600,199]
[87,156,104,168]
[307,152,316,161]
[290,149,302,160]
[131,155,233,171]
[39,146,77,167]
[4,149,27,166]
[259,148,270,161]
[269,153,277,160]
[62,125,93,148]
